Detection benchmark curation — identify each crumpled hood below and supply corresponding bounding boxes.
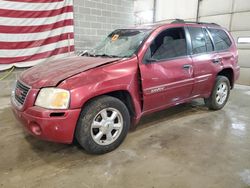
[20,55,120,88]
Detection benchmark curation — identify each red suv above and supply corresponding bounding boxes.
[11,20,240,154]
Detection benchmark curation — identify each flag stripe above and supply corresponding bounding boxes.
[7,0,64,3]
[0,1,72,11]
[0,26,73,42]
[0,46,74,64]
[0,19,73,34]
[0,33,74,50]
[0,6,73,18]
[0,12,73,26]
[0,53,74,71]
[14,53,74,68]
[0,0,75,69]
[0,39,74,57]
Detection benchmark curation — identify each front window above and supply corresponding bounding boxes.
[85,29,151,58]
[146,27,187,61]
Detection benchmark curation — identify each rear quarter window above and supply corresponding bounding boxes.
[208,28,232,51]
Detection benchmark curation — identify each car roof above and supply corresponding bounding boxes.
[125,20,223,31]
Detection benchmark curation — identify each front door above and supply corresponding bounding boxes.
[139,27,194,113]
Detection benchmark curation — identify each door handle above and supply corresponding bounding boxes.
[183,64,192,69]
[212,59,221,64]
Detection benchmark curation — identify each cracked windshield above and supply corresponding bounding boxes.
[86,29,150,58]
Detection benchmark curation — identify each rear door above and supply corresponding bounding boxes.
[188,26,222,97]
[208,28,235,72]
[139,27,194,113]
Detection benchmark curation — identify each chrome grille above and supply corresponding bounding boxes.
[14,80,30,105]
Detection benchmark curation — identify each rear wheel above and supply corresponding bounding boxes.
[75,96,130,154]
[204,76,230,110]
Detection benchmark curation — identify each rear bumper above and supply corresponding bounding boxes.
[11,102,81,144]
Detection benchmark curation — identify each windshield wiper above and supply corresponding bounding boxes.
[82,52,126,58]
[81,51,96,57]
[95,54,121,58]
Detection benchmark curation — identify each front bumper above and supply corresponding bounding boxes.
[11,101,81,144]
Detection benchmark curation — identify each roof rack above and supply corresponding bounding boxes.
[171,19,220,26]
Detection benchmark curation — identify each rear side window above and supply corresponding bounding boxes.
[208,28,232,51]
[188,27,213,54]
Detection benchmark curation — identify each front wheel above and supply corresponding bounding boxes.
[204,76,230,110]
[75,96,130,154]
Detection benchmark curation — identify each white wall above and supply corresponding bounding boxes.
[155,0,198,21]
[134,0,154,12]
[134,0,154,24]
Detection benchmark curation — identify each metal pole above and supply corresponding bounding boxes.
[196,0,201,22]
[153,0,157,23]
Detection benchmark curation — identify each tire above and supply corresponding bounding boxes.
[75,96,130,154]
[204,76,230,110]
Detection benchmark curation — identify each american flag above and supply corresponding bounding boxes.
[0,0,74,71]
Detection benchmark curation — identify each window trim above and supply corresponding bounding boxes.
[203,27,215,52]
[204,27,216,51]
[206,27,232,52]
[142,26,190,64]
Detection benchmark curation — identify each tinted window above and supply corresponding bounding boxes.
[208,28,232,51]
[149,27,187,60]
[189,27,214,54]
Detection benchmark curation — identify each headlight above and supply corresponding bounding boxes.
[35,88,70,109]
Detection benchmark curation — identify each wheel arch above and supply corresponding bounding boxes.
[102,90,136,119]
[217,68,234,89]
[80,90,137,121]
